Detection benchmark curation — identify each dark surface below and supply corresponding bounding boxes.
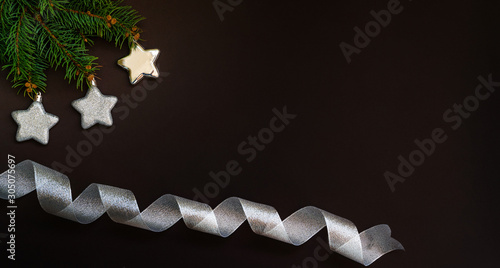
[1,0,499,267]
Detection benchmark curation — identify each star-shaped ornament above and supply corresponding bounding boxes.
[72,81,118,129]
[117,42,160,84]
[11,95,59,145]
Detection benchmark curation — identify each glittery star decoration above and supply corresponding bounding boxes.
[117,42,160,84]
[72,81,118,129]
[11,96,59,145]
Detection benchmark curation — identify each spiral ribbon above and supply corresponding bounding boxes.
[0,160,403,266]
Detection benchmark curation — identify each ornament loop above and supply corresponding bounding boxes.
[34,93,42,102]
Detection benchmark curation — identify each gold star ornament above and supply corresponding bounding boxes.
[117,43,160,85]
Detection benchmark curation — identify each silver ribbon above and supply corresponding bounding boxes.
[0,160,403,266]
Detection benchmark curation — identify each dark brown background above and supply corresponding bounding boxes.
[1,0,499,267]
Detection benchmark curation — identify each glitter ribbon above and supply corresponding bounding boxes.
[0,160,403,266]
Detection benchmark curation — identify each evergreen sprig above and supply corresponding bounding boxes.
[0,0,144,99]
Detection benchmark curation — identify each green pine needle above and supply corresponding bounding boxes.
[0,0,144,99]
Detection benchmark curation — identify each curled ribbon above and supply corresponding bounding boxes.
[0,160,403,266]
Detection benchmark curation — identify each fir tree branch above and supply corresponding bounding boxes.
[0,0,147,97]
[2,4,44,97]
[36,13,99,88]
[14,8,26,76]
[52,4,143,48]
[0,0,6,19]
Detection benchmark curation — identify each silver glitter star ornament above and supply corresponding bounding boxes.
[117,42,160,84]
[11,94,59,145]
[72,80,118,129]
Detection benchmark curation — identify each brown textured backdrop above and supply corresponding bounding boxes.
[1,0,499,267]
